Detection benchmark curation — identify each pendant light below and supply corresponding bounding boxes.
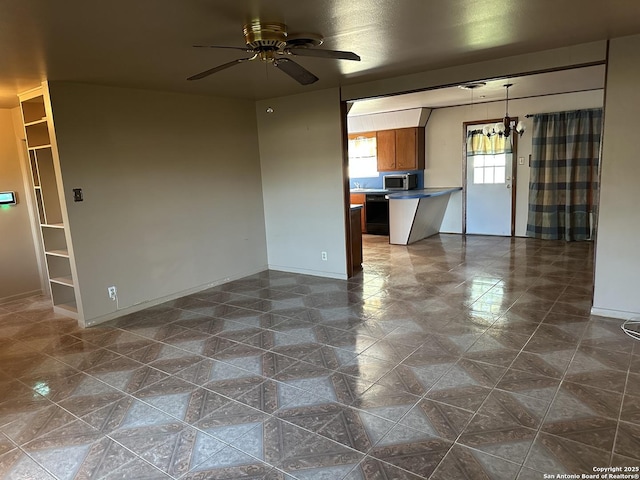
[484,83,526,138]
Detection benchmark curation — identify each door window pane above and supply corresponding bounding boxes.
[471,153,508,184]
[474,167,484,184]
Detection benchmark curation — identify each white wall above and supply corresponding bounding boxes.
[256,88,348,279]
[425,90,604,234]
[48,83,267,325]
[347,108,431,133]
[0,108,42,302]
[592,34,640,319]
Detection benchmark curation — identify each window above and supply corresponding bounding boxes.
[473,153,506,184]
[348,134,378,178]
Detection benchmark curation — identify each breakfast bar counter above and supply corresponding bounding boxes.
[386,187,462,245]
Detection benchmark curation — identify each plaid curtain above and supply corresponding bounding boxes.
[466,129,512,156]
[526,109,602,241]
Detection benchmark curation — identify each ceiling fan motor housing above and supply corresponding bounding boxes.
[243,21,287,50]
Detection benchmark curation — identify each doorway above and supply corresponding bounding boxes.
[464,120,517,236]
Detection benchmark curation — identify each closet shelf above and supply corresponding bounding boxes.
[24,118,47,127]
[54,302,78,316]
[45,249,69,258]
[50,276,74,287]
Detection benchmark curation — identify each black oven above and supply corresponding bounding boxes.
[365,194,389,235]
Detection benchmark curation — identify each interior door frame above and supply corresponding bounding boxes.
[462,118,518,236]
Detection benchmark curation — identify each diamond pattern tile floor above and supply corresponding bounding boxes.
[1,234,638,479]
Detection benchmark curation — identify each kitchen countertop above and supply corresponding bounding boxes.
[385,187,462,200]
[350,188,390,194]
[350,187,463,198]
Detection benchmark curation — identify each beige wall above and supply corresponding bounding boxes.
[8,39,630,322]
[0,108,42,302]
[425,90,604,235]
[47,83,267,325]
[592,34,640,319]
[256,89,348,279]
[342,41,607,102]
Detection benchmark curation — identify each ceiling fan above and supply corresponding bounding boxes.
[187,21,361,85]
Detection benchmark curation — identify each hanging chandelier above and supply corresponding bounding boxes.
[483,83,525,138]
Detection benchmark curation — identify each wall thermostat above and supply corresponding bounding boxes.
[0,191,16,206]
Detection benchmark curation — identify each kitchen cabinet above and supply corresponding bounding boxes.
[376,130,396,171]
[376,127,425,171]
[349,193,367,233]
[350,206,363,273]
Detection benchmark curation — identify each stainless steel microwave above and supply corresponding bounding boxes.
[383,173,418,190]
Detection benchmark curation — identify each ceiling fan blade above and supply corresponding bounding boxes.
[285,47,360,61]
[273,58,319,85]
[187,56,256,81]
[193,45,254,53]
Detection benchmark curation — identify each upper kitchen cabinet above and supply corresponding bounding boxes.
[376,127,425,172]
[376,130,396,171]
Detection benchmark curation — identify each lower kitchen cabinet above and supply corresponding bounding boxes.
[350,206,363,273]
[349,193,367,233]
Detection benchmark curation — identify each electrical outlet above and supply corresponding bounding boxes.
[107,286,117,300]
[321,251,328,261]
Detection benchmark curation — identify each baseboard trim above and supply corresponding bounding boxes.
[84,265,268,328]
[0,289,43,305]
[268,264,348,280]
[590,306,640,321]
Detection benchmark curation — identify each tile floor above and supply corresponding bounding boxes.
[0,234,639,479]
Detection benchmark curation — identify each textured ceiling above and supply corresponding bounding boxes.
[0,1,638,108]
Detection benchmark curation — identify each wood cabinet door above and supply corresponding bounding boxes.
[395,128,417,170]
[376,130,396,171]
[350,193,367,233]
[350,209,363,272]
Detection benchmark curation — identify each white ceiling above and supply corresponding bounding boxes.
[0,1,638,108]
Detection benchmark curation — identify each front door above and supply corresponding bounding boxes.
[465,122,515,236]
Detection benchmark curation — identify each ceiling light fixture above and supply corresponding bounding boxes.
[459,82,485,107]
[459,82,485,116]
[458,82,487,91]
[483,83,525,139]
